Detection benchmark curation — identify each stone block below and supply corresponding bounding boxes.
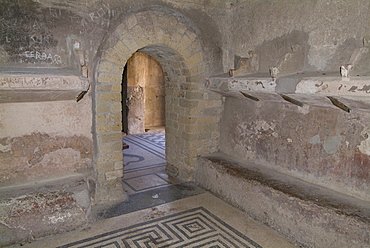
[109,102,122,113]
[111,84,122,93]
[96,151,123,165]
[99,132,122,143]
[96,162,115,172]
[114,161,123,170]
[185,52,203,68]
[98,61,124,74]
[103,49,128,66]
[181,82,202,91]
[181,131,198,141]
[199,100,223,108]
[105,169,123,181]
[196,153,370,248]
[97,73,122,84]
[188,64,205,76]
[96,123,121,134]
[125,15,138,30]
[96,103,110,114]
[185,91,204,100]
[99,93,121,102]
[113,41,130,57]
[96,84,113,93]
[179,99,199,108]
[196,116,220,125]
[178,115,197,125]
[197,132,212,140]
[0,176,90,247]
[96,113,108,124]
[94,178,127,204]
[204,91,222,100]
[96,112,121,124]
[122,36,140,54]
[99,141,123,154]
[169,31,184,45]
[185,107,203,116]
[203,107,221,116]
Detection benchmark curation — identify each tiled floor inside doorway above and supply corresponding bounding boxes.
[99,128,205,218]
[12,128,298,248]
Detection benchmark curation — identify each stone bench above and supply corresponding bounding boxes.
[195,153,370,248]
[0,175,91,247]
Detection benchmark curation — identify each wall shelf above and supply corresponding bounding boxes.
[0,68,89,103]
[206,72,370,112]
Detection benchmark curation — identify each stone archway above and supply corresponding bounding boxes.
[93,7,221,204]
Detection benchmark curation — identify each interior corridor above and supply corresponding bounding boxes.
[11,130,297,248]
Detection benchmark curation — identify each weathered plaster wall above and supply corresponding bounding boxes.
[230,0,370,73]
[2,0,370,246]
[217,0,370,202]
[0,1,226,245]
[1,0,230,73]
[0,98,93,186]
[220,98,370,201]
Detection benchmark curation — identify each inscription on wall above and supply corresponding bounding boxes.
[0,0,60,65]
[0,0,124,67]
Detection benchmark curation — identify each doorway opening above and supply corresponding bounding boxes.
[119,52,172,212]
[122,52,165,135]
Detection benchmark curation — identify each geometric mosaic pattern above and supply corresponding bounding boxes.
[122,130,169,194]
[57,207,262,248]
[123,173,170,192]
[123,130,165,161]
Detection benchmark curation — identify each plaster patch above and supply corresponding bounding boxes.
[47,212,72,224]
[359,129,370,156]
[0,144,11,153]
[40,148,81,168]
[297,104,310,115]
[310,135,321,144]
[255,120,276,133]
[323,136,343,154]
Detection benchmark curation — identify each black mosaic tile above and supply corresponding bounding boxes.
[58,207,262,248]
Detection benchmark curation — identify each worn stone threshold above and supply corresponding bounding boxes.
[199,152,370,223]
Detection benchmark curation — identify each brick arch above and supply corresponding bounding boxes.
[93,8,221,204]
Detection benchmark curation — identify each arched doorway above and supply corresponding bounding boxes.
[92,7,222,204]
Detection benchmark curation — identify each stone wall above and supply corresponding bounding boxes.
[220,97,370,201]
[0,0,226,210]
[217,0,370,202]
[1,0,370,246]
[0,71,94,245]
[230,0,370,74]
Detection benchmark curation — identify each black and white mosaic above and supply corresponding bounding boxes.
[58,207,262,248]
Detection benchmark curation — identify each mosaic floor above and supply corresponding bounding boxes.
[58,207,263,248]
[13,129,297,248]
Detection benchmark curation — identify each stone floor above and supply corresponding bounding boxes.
[10,129,298,248]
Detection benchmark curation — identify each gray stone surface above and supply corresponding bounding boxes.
[195,153,370,248]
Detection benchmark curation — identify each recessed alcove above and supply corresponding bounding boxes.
[206,72,370,112]
[0,68,89,103]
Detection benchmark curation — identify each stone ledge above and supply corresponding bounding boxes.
[206,72,370,112]
[0,68,89,103]
[0,174,92,247]
[195,153,370,247]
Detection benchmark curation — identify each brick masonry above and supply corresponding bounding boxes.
[94,8,222,204]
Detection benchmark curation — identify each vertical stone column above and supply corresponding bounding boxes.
[94,69,126,204]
